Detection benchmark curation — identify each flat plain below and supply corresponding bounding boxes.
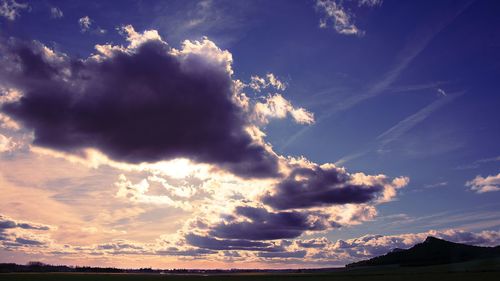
[1,260,499,281]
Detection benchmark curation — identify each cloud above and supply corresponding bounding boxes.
[0,27,281,178]
[77,16,105,34]
[2,211,499,266]
[296,237,329,248]
[257,250,306,259]
[262,162,408,210]
[50,7,63,19]
[118,25,162,51]
[301,229,500,264]
[315,0,364,36]
[336,92,465,164]
[456,155,500,170]
[376,92,464,148]
[207,206,334,241]
[152,0,254,46]
[2,216,498,266]
[252,94,314,125]
[0,133,15,152]
[466,173,500,193]
[0,113,20,130]
[0,214,53,249]
[156,247,216,257]
[115,174,193,210]
[14,237,45,245]
[78,16,92,32]
[0,25,415,265]
[0,0,28,21]
[0,214,51,231]
[358,0,383,7]
[284,1,473,150]
[423,181,448,189]
[249,73,286,92]
[185,233,281,251]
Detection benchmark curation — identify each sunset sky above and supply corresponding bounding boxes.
[0,0,499,269]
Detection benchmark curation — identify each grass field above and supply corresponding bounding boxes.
[1,260,499,281]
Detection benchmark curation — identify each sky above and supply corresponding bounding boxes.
[0,0,499,269]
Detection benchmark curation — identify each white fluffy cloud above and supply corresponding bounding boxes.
[316,0,363,36]
[0,133,20,152]
[253,94,314,125]
[115,174,194,210]
[315,0,382,36]
[78,16,92,32]
[249,73,287,92]
[466,172,500,193]
[0,0,28,21]
[77,16,106,34]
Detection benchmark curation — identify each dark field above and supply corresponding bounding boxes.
[1,260,499,281]
[1,271,499,281]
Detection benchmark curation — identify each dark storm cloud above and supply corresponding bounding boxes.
[185,233,283,251]
[209,206,333,241]
[262,165,384,210]
[0,37,279,178]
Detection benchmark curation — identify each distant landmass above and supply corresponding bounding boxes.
[347,236,500,267]
[0,261,338,274]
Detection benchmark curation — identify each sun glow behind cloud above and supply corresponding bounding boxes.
[0,23,421,268]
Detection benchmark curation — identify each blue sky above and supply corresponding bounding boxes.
[0,0,499,268]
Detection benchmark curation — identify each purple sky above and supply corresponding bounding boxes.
[0,0,499,269]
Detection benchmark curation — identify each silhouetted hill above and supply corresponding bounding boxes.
[347,236,500,267]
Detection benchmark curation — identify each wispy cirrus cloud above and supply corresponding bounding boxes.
[152,0,255,46]
[335,91,464,165]
[376,91,465,148]
[358,0,383,7]
[456,155,500,170]
[283,1,474,150]
[50,7,63,19]
[423,181,448,189]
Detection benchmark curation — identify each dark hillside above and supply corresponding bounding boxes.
[347,236,500,267]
